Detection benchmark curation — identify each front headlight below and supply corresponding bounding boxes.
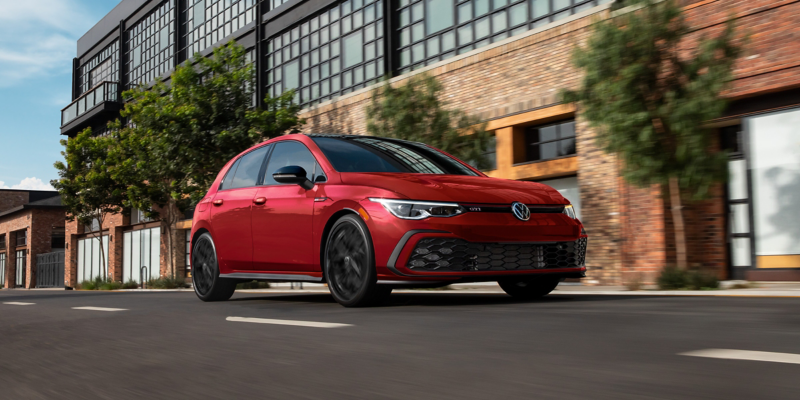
[563,204,577,219]
[369,198,464,220]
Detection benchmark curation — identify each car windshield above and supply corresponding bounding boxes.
[311,136,479,176]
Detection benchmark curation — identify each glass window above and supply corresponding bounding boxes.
[524,119,576,162]
[230,145,271,189]
[343,31,364,68]
[312,137,478,175]
[426,0,454,35]
[181,0,256,59]
[263,141,323,185]
[396,0,600,71]
[79,41,119,95]
[267,0,384,107]
[126,0,175,88]
[219,158,242,190]
[284,59,300,90]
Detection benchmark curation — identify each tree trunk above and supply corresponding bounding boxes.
[668,176,688,270]
[164,200,177,280]
[97,214,107,281]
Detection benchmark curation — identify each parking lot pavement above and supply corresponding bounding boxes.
[1,289,799,399]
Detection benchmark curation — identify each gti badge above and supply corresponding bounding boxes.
[511,202,531,221]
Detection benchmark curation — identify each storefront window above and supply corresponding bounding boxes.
[747,108,800,268]
[76,236,109,283]
[123,227,162,283]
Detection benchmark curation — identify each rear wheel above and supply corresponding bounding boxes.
[192,232,236,302]
[498,276,560,300]
[324,215,382,307]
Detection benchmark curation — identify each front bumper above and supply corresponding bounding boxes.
[407,237,588,272]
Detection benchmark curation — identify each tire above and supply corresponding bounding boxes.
[498,276,560,300]
[191,232,237,302]
[324,214,382,307]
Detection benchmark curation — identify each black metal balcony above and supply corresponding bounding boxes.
[60,81,122,136]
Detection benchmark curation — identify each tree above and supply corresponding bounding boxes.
[561,0,744,270]
[53,128,128,281]
[111,42,304,278]
[366,74,494,170]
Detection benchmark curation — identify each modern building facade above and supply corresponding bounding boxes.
[62,0,800,286]
[0,190,66,289]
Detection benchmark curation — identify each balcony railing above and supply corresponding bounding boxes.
[61,81,119,126]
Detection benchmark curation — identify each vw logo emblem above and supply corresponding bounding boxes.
[511,202,531,221]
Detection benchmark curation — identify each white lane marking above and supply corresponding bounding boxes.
[72,306,128,312]
[681,349,800,365]
[3,302,35,305]
[226,316,352,328]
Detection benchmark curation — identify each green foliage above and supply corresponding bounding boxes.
[657,266,719,290]
[52,127,129,278]
[236,281,271,289]
[122,280,139,289]
[366,74,494,170]
[561,0,744,200]
[146,277,189,289]
[79,277,123,290]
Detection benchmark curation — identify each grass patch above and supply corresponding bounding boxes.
[657,266,719,290]
[121,280,139,289]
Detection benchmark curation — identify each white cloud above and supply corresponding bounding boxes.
[0,177,55,190]
[0,0,97,87]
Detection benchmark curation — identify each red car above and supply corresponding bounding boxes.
[190,134,587,307]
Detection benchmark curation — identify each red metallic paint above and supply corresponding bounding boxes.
[191,134,587,282]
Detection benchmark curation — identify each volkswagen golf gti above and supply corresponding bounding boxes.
[190,134,588,307]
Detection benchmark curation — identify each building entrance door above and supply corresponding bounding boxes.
[722,125,752,279]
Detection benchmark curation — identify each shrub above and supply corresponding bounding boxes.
[236,281,271,289]
[79,277,124,290]
[121,280,139,289]
[657,267,719,290]
[146,276,189,289]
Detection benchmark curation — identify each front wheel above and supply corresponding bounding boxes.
[324,215,382,307]
[192,232,237,302]
[498,276,560,300]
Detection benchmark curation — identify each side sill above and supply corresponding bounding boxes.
[219,272,324,282]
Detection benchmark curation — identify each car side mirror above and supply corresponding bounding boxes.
[273,165,314,190]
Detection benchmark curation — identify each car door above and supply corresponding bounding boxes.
[251,140,325,272]
[210,145,271,272]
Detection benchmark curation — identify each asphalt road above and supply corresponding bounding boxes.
[1,289,799,399]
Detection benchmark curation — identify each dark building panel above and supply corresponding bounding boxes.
[78,0,150,58]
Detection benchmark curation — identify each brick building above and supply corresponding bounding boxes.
[0,190,66,289]
[62,0,800,286]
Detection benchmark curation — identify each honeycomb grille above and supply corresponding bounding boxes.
[406,237,588,272]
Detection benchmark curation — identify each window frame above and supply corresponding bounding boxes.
[218,144,273,191]
[520,119,577,164]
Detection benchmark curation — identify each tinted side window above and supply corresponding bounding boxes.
[229,145,270,189]
[263,141,322,185]
[219,158,242,190]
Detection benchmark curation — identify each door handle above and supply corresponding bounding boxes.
[212,199,224,206]
[253,197,267,205]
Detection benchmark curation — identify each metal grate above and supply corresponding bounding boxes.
[407,237,587,272]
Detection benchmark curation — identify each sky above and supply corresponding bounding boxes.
[0,0,121,190]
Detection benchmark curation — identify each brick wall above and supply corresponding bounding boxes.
[0,208,65,288]
[293,0,796,284]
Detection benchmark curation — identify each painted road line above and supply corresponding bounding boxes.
[681,349,800,365]
[3,302,35,305]
[226,316,352,328]
[72,306,128,312]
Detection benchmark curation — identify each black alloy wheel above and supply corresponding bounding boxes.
[191,232,236,302]
[324,215,385,307]
[498,276,560,300]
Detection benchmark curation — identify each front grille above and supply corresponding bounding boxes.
[406,237,587,272]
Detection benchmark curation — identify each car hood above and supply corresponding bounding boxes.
[341,173,567,204]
